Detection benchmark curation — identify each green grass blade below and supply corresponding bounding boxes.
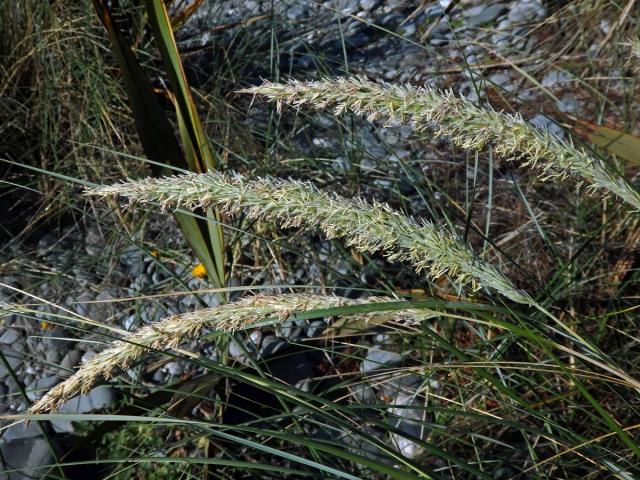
[144,0,226,289]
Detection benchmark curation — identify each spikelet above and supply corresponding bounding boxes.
[29,294,432,413]
[240,77,640,211]
[87,171,533,305]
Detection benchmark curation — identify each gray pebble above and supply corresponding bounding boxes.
[0,328,20,344]
[465,3,506,27]
[0,382,8,404]
[60,349,82,372]
[58,385,116,413]
[164,361,183,376]
[152,369,166,384]
[260,336,288,357]
[361,347,403,373]
[530,114,565,139]
[542,70,571,88]
[44,325,70,353]
[123,314,137,331]
[359,0,379,11]
[306,320,326,337]
[1,421,42,441]
[81,350,97,364]
[27,375,60,401]
[280,321,303,340]
[45,349,61,365]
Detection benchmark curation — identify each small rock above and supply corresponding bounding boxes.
[0,328,20,344]
[465,3,506,27]
[489,72,514,92]
[1,421,41,441]
[152,369,166,384]
[556,97,578,113]
[45,349,61,365]
[430,36,449,46]
[81,350,97,364]
[377,12,404,29]
[362,347,403,373]
[373,333,392,345]
[389,393,428,459]
[280,321,303,340]
[287,5,306,20]
[228,340,249,364]
[51,419,75,434]
[27,376,60,401]
[507,0,545,23]
[44,325,70,353]
[123,314,137,331]
[68,291,93,317]
[59,349,82,373]
[542,69,571,88]
[58,386,116,413]
[87,385,116,410]
[248,330,263,348]
[164,361,183,376]
[91,289,118,322]
[120,246,145,277]
[399,22,416,37]
[359,0,380,11]
[351,383,376,402]
[0,438,58,480]
[260,336,288,357]
[530,114,565,139]
[306,320,326,337]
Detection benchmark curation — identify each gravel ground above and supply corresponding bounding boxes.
[1,0,633,475]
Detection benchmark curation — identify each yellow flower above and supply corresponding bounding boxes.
[40,321,51,330]
[191,263,207,278]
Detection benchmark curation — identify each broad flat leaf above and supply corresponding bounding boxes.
[589,126,640,166]
[145,0,226,288]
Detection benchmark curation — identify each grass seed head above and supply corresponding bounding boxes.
[240,77,640,211]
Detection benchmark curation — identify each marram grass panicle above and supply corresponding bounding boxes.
[30,294,432,413]
[240,77,640,211]
[87,171,533,305]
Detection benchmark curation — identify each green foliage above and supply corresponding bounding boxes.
[98,424,186,480]
[91,0,226,291]
[5,1,640,479]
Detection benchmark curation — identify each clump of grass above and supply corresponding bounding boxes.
[29,293,433,413]
[0,1,135,209]
[87,171,533,304]
[240,77,640,211]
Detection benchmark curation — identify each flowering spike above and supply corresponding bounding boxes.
[239,77,640,211]
[88,171,532,305]
[29,294,432,413]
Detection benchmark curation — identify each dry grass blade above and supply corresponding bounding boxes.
[87,171,533,304]
[240,77,640,211]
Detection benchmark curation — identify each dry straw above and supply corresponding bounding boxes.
[30,294,432,413]
[240,77,640,211]
[87,171,532,305]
